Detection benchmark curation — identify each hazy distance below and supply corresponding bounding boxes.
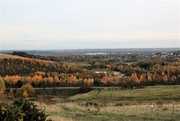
[0,0,179,50]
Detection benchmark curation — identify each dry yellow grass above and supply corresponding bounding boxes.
[0,53,23,59]
[0,52,59,64]
[33,101,74,121]
[33,100,180,121]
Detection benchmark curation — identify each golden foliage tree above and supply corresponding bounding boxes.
[139,73,147,83]
[86,78,94,86]
[31,75,42,86]
[101,75,109,85]
[23,90,28,98]
[54,75,60,84]
[68,75,77,85]
[47,76,54,85]
[0,76,5,93]
[147,73,152,81]
[4,75,20,85]
[131,72,140,84]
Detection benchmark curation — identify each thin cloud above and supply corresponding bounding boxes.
[0,0,179,50]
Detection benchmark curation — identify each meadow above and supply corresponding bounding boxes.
[33,86,180,121]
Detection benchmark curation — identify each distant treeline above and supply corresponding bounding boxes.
[12,51,63,62]
[0,58,84,76]
[0,51,179,88]
[0,58,180,88]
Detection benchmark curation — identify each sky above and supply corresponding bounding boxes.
[0,0,179,50]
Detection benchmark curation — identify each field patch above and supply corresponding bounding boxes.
[0,53,22,59]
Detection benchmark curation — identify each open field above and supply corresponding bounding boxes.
[0,53,22,59]
[30,86,180,121]
[27,85,180,102]
[35,101,180,121]
[123,62,134,66]
[1,85,180,120]
[72,86,180,103]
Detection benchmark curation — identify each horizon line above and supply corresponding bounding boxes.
[0,47,179,51]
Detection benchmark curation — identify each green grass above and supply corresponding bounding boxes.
[73,86,180,103]
[124,62,134,66]
[44,100,180,121]
[34,85,180,121]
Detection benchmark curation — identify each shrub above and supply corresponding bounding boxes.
[0,98,52,121]
[15,80,23,88]
[0,102,22,121]
[16,83,35,97]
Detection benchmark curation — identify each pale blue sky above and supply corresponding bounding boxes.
[0,0,179,50]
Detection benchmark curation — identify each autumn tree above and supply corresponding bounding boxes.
[47,76,54,86]
[68,75,77,86]
[0,76,5,93]
[113,76,122,86]
[22,76,32,84]
[16,84,35,97]
[162,72,168,84]
[23,90,28,98]
[101,75,109,86]
[86,78,94,86]
[54,75,60,86]
[139,73,147,85]
[31,75,42,86]
[147,73,152,81]
[130,72,140,84]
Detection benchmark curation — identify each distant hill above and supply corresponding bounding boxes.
[0,53,84,76]
[1,48,179,56]
[0,53,23,59]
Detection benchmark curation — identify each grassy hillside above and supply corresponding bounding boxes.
[0,53,23,59]
[34,86,180,121]
[73,86,180,103]
[0,53,84,76]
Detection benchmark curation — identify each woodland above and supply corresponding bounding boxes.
[0,51,179,89]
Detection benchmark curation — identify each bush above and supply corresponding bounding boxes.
[16,84,35,97]
[15,80,23,88]
[0,98,52,121]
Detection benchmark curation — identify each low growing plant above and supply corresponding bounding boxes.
[0,98,52,121]
[16,83,35,97]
